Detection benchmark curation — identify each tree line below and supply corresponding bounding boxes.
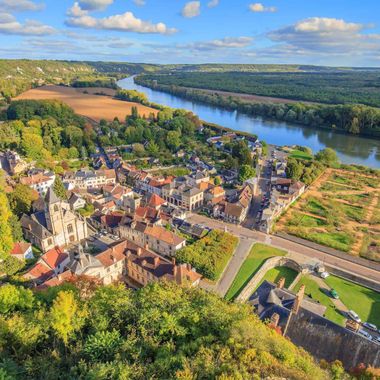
[135,77,380,138]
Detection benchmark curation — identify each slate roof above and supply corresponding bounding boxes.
[45,187,60,204]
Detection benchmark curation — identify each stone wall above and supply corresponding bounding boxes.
[287,309,380,369]
[236,257,303,301]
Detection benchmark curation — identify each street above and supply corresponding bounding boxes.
[188,213,380,285]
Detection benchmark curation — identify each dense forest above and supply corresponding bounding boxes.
[137,71,380,107]
[135,77,380,138]
[0,279,342,379]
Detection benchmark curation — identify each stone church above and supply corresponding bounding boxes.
[21,188,88,252]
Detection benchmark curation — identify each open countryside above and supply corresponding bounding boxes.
[15,85,158,121]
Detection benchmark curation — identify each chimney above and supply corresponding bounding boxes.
[277,277,285,289]
[137,247,142,256]
[58,274,62,281]
[270,313,280,328]
[110,254,116,263]
[292,285,305,315]
[141,259,147,266]
[172,257,176,265]
[187,263,191,271]
[173,265,177,276]
[154,257,160,268]
[145,243,149,250]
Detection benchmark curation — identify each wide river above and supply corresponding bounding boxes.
[118,77,380,168]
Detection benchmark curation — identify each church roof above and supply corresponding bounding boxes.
[45,187,60,204]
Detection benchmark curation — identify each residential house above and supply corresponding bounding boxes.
[5,150,28,175]
[20,188,88,252]
[68,193,86,210]
[118,221,186,257]
[63,169,116,190]
[10,242,34,260]
[20,171,55,197]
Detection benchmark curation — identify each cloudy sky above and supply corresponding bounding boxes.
[0,0,379,66]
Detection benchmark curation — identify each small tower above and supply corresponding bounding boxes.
[44,187,63,235]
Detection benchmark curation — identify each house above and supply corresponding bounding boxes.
[204,186,226,205]
[138,176,173,196]
[38,240,201,288]
[10,242,34,260]
[20,171,55,196]
[274,161,287,177]
[118,221,186,257]
[4,150,28,175]
[20,188,88,252]
[161,177,204,211]
[23,246,69,284]
[68,193,86,210]
[63,169,116,190]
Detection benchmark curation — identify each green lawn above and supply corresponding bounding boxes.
[256,267,298,290]
[289,149,312,161]
[325,275,380,326]
[225,243,287,301]
[293,275,345,326]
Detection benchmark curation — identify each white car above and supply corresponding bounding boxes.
[320,271,329,279]
[362,322,377,331]
[348,310,361,323]
[358,329,372,340]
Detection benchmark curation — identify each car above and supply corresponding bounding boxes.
[358,329,372,340]
[375,336,380,344]
[348,310,361,323]
[363,322,378,332]
[320,271,329,279]
[329,289,339,299]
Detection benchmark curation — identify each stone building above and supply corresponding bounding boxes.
[20,188,88,252]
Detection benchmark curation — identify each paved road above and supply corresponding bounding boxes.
[215,238,254,297]
[188,214,380,284]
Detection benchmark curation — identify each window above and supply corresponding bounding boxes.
[47,238,53,245]
[67,224,74,234]
[54,205,59,212]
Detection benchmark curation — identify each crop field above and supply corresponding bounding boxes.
[275,169,380,261]
[15,85,158,121]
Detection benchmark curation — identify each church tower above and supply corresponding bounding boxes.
[45,187,65,235]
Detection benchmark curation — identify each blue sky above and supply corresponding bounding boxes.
[0,0,379,66]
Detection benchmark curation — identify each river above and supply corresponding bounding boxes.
[118,77,380,168]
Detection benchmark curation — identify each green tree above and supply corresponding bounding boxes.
[84,330,122,362]
[315,148,339,166]
[0,191,14,258]
[166,130,181,151]
[50,291,86,345]
[0,284,34,314]
[239,165,256,182]
[53,177,67,200]
[8,184,38,217]
[8,214,23,242]
[0,256,25,276]
[286,158,304,180]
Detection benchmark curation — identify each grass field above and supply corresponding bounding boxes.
[289,149,312,161]
[15,85,158,121]
[275,169,380,260]
[293,275,345,326]
[325,275,380,326]
[256,267,298,290]
[225,243,287,301]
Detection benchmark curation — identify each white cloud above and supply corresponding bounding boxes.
[249,3,277,13]
[182,1,201,18]
[267,17,380,57]
[207,0,219,8]
[0,0,44,12]
[66,5,177,34]
[133,0,146,5]
[77,0,113,11]
[199,36,253,49]
[0,12,55,35]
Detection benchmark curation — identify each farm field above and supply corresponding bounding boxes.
[225,243,287,301]
[15,85,158,121]
[275,169,380,261]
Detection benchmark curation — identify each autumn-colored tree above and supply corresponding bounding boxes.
[0,190,14,259]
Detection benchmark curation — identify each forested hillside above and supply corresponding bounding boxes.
[137,71,380,107]
[0,280,334,379]
[0,60,98,102]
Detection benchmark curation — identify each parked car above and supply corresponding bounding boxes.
[320,271,329,279]
[348,310,361,323]
[329,289,339,299]
[363,322,378,331]
[358,329,372,340]
[374,336,380,344]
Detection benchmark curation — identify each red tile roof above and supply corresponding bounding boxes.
[11,242,31,256]
[24,262,54,282]
[148,193,166,208]
[41,247,68,270]
[145,225,186,246]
